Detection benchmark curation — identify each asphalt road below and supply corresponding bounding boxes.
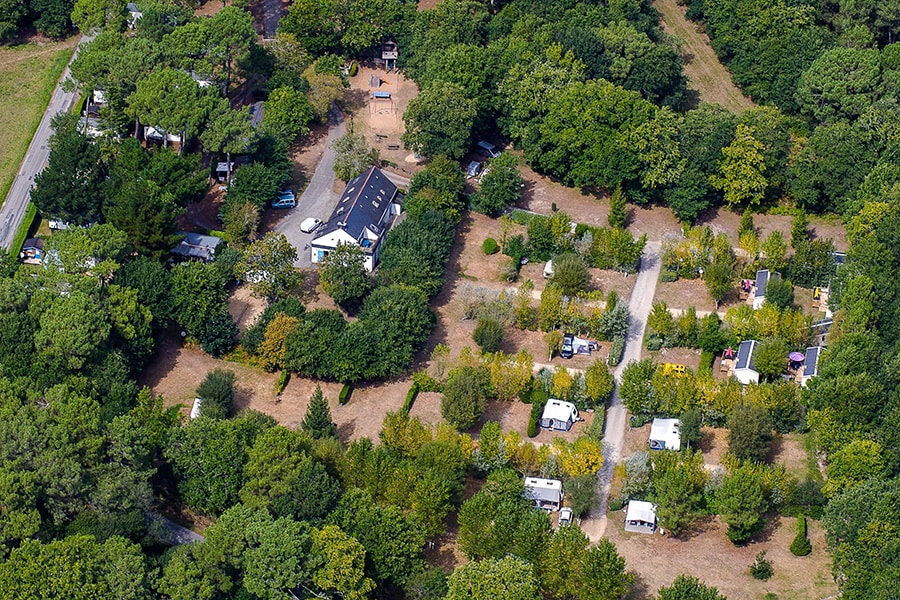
[275,105,347,267]
[0,36,89,251]
[590,241,662,539]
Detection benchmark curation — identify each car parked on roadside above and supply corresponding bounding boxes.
[466,160,483,179]
[559,507,574,526]
[272,190,296,209]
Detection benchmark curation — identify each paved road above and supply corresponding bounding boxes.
[275,105,346,267]
[587,241,662,541]
[0,36,89,251]
[147,512,204,546]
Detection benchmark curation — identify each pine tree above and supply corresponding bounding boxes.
[738,207,755,239]
[301,385,337,439]
[791,209,810,248]
[608,185,627,229]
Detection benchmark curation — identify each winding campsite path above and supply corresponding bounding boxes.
[653,0,754,113]
[584,241,662,542]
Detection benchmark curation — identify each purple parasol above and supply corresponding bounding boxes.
[789,351,805,362]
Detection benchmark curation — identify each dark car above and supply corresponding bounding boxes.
[560,333,574,359]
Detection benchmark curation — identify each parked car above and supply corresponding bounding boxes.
[466,160,483,179]
[300,217,322,233]
[559,507,574,526]
[272,190,296,208]
[560,333,574,359]
[475,140,501,158]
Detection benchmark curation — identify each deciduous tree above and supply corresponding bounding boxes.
[235,232,301,301]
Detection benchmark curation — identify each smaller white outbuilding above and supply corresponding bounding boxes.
[189,398,203,420]
[624,500,658,534]
[540,399,580,431]
[649,418,681,451]
[524,477,563,511]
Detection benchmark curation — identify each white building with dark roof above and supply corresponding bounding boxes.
[801,346,823,388]
[310,166,400,272]
[734,339,760,385]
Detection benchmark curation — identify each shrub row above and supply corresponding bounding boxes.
[403,382,419,413]
[608,336,625,366]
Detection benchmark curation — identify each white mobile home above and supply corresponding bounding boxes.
[734,339,759,385]
[524,477,563,511]
[540,399,579,431]
[624,500,657,534]
[801,346,823,388]
[648,418,681,451]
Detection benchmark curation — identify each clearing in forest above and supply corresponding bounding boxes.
[653,0,755,113]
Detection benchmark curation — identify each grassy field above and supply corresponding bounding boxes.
[0,38,77,206]
[653,0,755,113]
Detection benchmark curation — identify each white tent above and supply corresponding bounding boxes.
[190,398,203,420]
[524,477,562,511]
[624,500,657,534]
[649,418,681,451]
[540,399,579,431]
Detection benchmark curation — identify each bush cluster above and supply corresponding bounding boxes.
[482,237,499,255]
[790,513,812,556]
[403,383,419,413]
[339,383,352,405]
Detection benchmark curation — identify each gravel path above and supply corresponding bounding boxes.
[583,241,662,542]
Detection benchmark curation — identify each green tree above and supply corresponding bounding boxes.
[402,80,477,159]
[656,575,727,600]
[710,124,767,208]
[104,178,183,259]
[717,464,767,544]
[704,257,736,309]
[223,201,261,247]
[795,47,883,123]
[470,153,521,217]
[166,413,272,514]
[126,68,215,150]
[332,132,380,180]
[446,556,540,600]
[320,242,370,310]
[620,359,658,415]
[680,409,703,450]
[34,290,111,372]
[764,278,794,310]
[200,103,257,181]
[195,369,236,419]
[585,359,614,404]
[170,260,229,341]
[651,455,706,534]
[608,185,627,229]
[31,113,106,225]
[550,254,591,297]
[310,525,375,600]
[301,385,338,440]
[235,232,301,301]
[441,366,491,430]
[263,86,314,144]
[0,535,152,599]
[473,316,504,353]
[563,474,597,518]
[726,404,774,463]
[791,210,810,248]
[753,337,788,382]
[239,426,340,521]
[761,231,788,274]
[823,439,885,497]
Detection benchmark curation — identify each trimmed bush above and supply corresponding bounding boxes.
[527,401,542,437]
[790,514,812,556]
[275,369,289,396]
[699,349,714,373]
[196,369,236,418]
[404,382,419,413]
[608,336,625,366]
[349,61,358,76]
[473,316,504,353]
[608,496,625,511]
[339,383,352,405]
[482,237,499,255]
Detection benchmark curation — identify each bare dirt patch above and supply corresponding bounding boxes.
[641,346,702,371]
[227,286,268,332]
[769,433,813,480]
[607,512,837,600]
[343,65,421,179]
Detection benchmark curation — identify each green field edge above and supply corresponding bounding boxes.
[0,45,75,210]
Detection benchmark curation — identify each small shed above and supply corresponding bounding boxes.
[524,477,563,511]
[752,269,781,310]
[734,339,759,385]
[649,418,681,451]
[801,346,823,388]
[540,399,579,431]
[624,500,657,534]
[19,238,44,264]
[172,232,222,262]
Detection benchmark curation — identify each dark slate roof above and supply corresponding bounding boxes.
[833,251,846,266]
[803,346,821,377]
[755,270,781,298]
[22,238,43,250]
[317,166,397,246]
[172,232,222,261]
[736,340,757,371]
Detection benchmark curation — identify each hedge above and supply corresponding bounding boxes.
[790,513,812,556]
[527,400,543,437]
[339,383,352,405]
[9,202,38,259]
[608,336,625,366]
[275,370,289,396]
[403,382,419,413]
